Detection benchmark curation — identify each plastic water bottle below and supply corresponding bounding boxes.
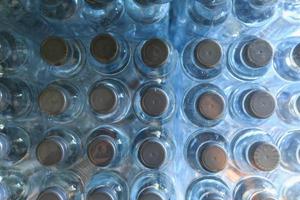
[0,30,37,76]
[88,79,131,123]
[38,80,84,123]
[133,81,175,123]
[35,127,82,168]
[36,170,83,200]
[282,1,300,24]
[273,37,300,81]
[85,125,129,168]
[0,78,37,120]
[88,32,130,75]
[0,124,30,167]
[281,176,300,200]
[185,130,228,174]
[124,0,172,39]
[134,38,177,79]
[229,84,275,125]
[130,171,175,200]
[277,130,300,172]
[186,176,230,200]
[276,84,300,125]
[132,127,175,170]
[183,83,227,127]
[182,38,223,81]
[231,128,280,172]
[85,171,128,200]
[233,0,279,27]
[227,35,273,81]
[39,36,86,78]
[233,176,279,200]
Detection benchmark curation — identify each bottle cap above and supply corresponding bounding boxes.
[198,144,228,173]
[242,39,273,68]
[138,190,164,200]
[40,37,68,66]
[194,39,222,68]
[87,137,115,167]
[38,87,68,116]
[248,142,280,171]
[0,134,9,157]
[250,0,278,6]
[89,85,117,114]
[90,34,119,63]
[37,187,66,200]
[196,92,225,120]
[201,193,223,200]
[85,0,113,6]
[251,192,277,200]
[141,38,169,68]
[138,140,166,169]
[292,43,300,67]
[245,90,275,119]
[296,96,300,112]
[36,139,64,166]
[87,187,114,200]
[141,88,168,117]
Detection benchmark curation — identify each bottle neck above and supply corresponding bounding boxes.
[0,34,12,63]
[0,133,10,158]
[0,84,11,112]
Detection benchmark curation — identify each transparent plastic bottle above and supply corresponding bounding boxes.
[134,38,177,79]
[231,128,280,173]
[233,176,278,200]
[0,125,30,167]
[229,84,276,125]
[182,38,224,81]
[88,78,131,123]
[0,169,30,200]
[88,32,130,75]
[233,0,279,27]
[36,170,83,200]
[38,80,84,123]
[0,78,37,120]
[282,1,300,24]
[132,127,175,170]
[124,0,172,39]
[133,81,175,123]
[130,171,175,200]
[185,130,228,174]
[276,84,300,125]
[85,125,129,168]
[35,127,82,168]
[277,130,300,172]
[273,37,300,81]
[227,35,273,81]
[187,0,231,36]
[40,36,86,78]
[85,171,128,200]
[186,176,231,200]
[281,176,300,200]
[183,83,227,127]
[0,30,36,76]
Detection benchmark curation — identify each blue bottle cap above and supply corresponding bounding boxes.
[141,38,169,68]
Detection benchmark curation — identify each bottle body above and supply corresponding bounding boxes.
[38,80,84,123]
[183,83,227,127]
[133,81,175,123]
[230,128,280,173]
[233,0,279,27]
[282,1,300,24]
[274,37,300,81]
[134,38,177,79]
[85,171,128,200]
[185,130,228,174]
[40,36,86,78]
[229,84,275,125]
[186,176,230,200]
[130,171,175,200]
[182,38,223,81]
[0,78,37,120]
[227,35,273,81]
[85,125,129,168]
[132,127,174,170]
[88,32,130,75]
[35,127,82,168]
[233,176,278,200]
[281,176,300,200]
